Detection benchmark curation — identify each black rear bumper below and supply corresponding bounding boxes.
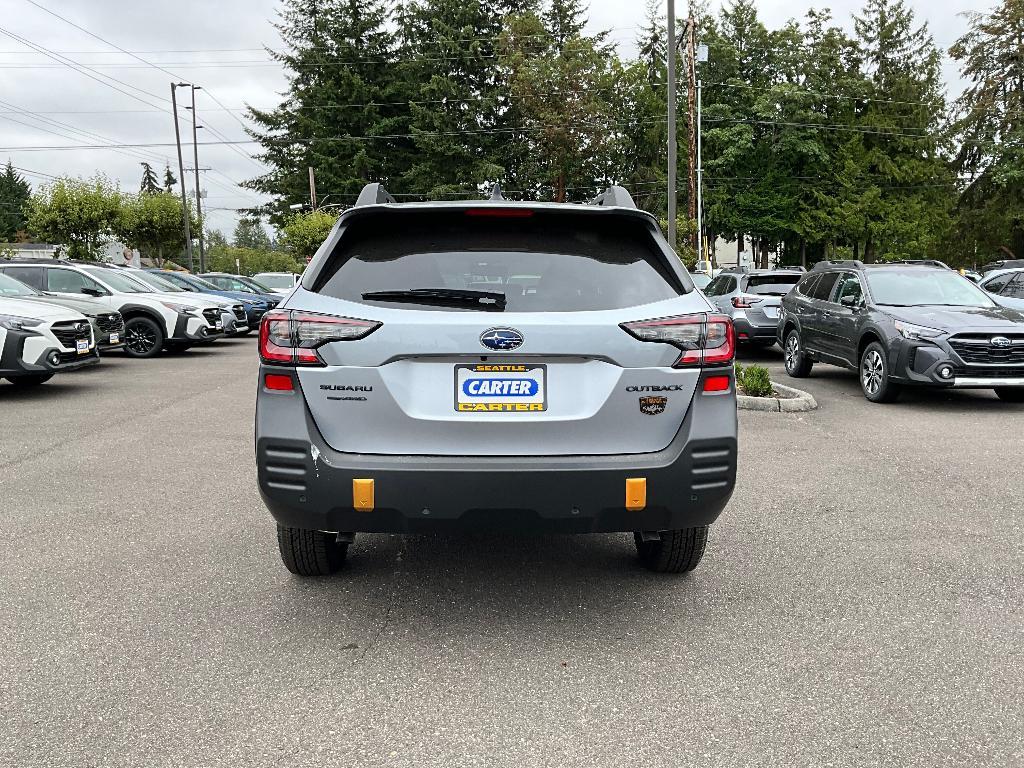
[256,369,738,534]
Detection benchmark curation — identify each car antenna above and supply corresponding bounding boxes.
[489,183,505,202]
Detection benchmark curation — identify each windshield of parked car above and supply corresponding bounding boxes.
[0,273,40,297]
[255,273,295,289]
[81,267,149,293]
[129,271,186,292]
[691,273,712,290]
[745,274,802,296]
[866,269,997,307]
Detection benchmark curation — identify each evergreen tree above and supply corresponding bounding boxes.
[163,163,177,193]
[139,162,161,195]
[233,216,272,250]
[500,10,615,201]
[950,0,1024,261]
[399,0,509,196]
[247,0,400,224]
[0,161,31,241]
[852,0,953,261]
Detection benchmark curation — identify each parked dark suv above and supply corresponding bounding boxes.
[779,260,1024,403]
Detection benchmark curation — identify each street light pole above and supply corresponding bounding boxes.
[170,82,194,272]
[189,85,206,273]
[666,0,677,251]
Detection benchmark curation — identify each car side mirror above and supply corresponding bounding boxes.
[81,286,106,297]
[839,294,860,308]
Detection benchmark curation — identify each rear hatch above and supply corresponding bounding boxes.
[741,273,802,324]
[283,206,717,457]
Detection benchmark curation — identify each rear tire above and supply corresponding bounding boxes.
[860,341,901,403]
[123,316,164,358]
[276,525,349,576]
[5,374,54,387]
[995,387,1024,403]
[635,527,708,573]
[783,329,813,377]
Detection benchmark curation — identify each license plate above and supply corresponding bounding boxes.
[215,320,223,330]
[764,307,779,319]
[76,338,89,355]
[455,364,547,412]
[109,332,119,344]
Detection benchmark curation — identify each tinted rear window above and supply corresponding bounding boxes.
[745,274,801,295]
[315,212,684,312]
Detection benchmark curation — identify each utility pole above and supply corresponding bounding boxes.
[697,78,703,269]
[189,85,206,273]
[666,0,677,251]
[308,166,317,210]
[685,11,698,254]
[170,82,194,272]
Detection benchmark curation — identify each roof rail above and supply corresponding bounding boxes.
[354,182,396,207]
[811,259,864,271]
[590,186,637,209]
[884,259,950,269]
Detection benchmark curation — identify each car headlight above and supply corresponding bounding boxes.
[0,314,44,330]
[160,301,199,315]
[894,320,943,340]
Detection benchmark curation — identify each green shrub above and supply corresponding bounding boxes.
[735,363,774,397]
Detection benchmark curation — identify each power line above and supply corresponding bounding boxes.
[0,26,170,112]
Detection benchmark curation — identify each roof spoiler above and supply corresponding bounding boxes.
[352,182,638,209]
[354,182,397,207]
[589,186,637,208]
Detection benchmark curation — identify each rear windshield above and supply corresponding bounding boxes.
[745,274,801,296]
[314,212,684,312]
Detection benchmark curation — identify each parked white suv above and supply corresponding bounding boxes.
[252,272,300,296]
[0,261,224,358]
[0,296,99,386]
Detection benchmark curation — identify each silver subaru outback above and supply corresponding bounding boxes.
[255,184,738,576]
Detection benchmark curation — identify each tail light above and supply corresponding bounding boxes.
[621,313,735,368]
[731,296,763,308]
[259,309,380,366]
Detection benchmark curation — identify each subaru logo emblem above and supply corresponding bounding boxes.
[991,336,1012,348]
[479,327,524,351]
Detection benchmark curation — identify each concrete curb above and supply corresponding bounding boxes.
[737,383,818,412]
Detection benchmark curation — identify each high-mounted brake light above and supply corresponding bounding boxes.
[259,309,380,367]
[731,296,763,308]
[620,313,735,368]
[464,208,535,218]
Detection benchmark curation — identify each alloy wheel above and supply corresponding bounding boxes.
[126,323,158,355]
[785,334,800,371]
[861,349,884,395]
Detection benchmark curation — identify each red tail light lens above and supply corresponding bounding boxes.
[731,296,763,308]
[703,314,736,366]
[621,313,735,368]
[259,309,380,367]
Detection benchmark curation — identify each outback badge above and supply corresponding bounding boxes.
[639,395,668,415]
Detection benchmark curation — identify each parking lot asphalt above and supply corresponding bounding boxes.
[2,338,1022,767]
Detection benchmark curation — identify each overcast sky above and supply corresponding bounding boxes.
[0,0,988,239]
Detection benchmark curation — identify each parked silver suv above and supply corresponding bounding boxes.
[256,185,738,576]
[703,268,805,346]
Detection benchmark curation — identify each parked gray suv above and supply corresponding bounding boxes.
[703,268,804,346]
[256,184,738,576]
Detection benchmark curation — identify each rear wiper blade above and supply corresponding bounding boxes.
[361,288,507,310]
